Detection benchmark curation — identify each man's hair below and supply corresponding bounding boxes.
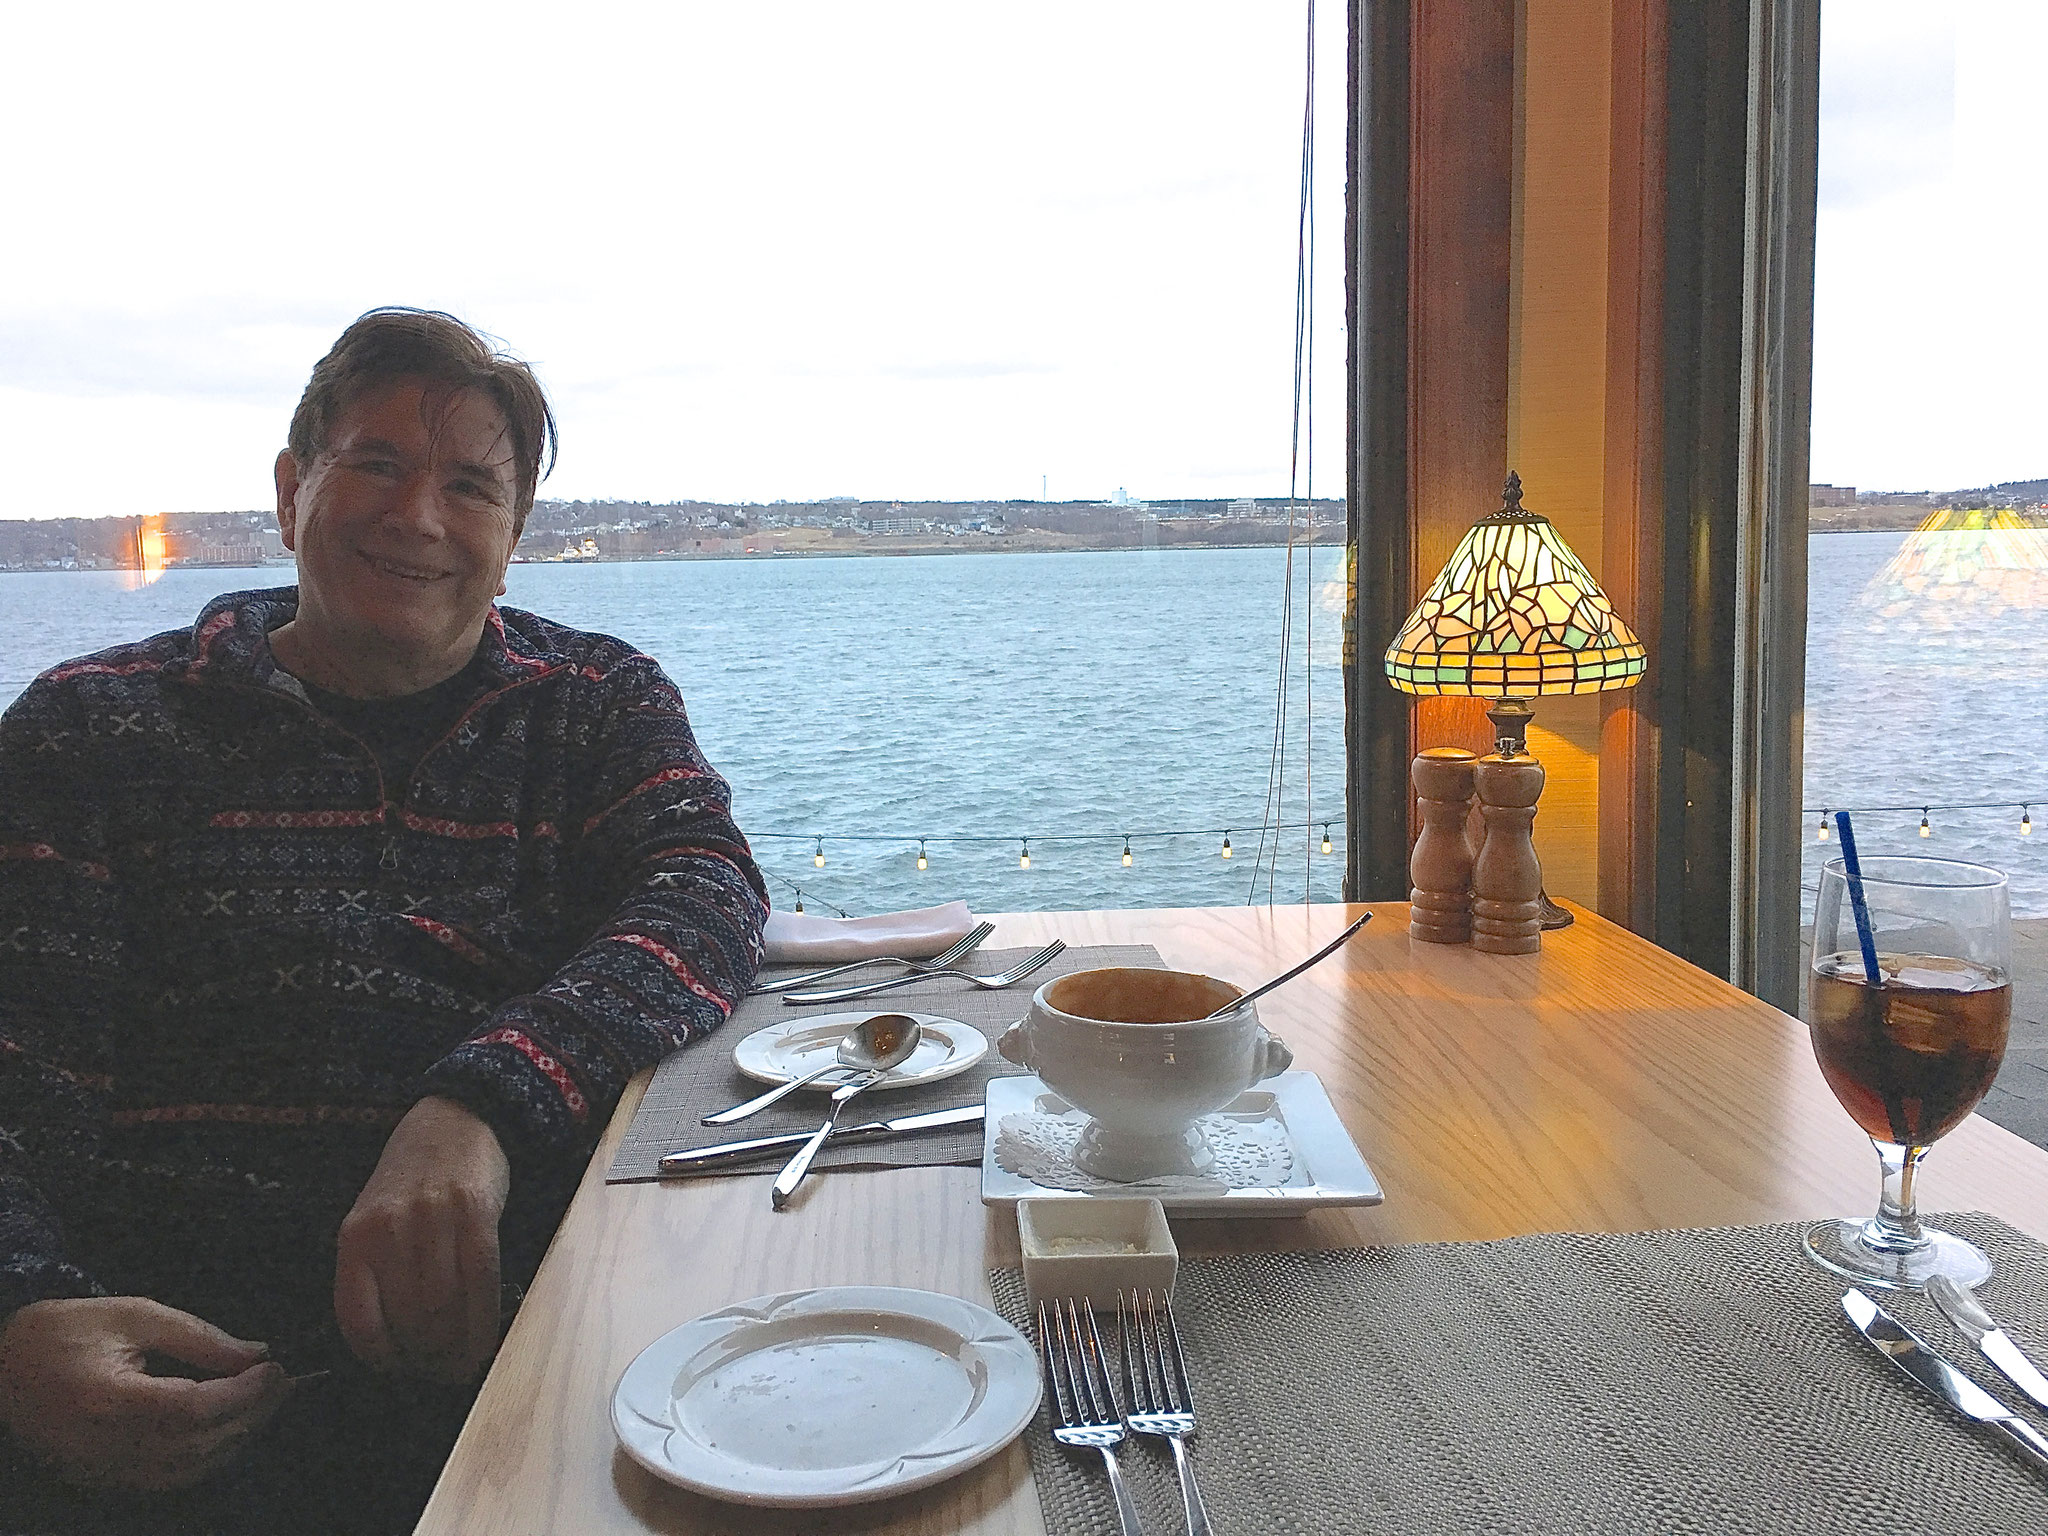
[288,308,558,521]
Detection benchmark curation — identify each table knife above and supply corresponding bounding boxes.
[1928,1275,2048,1413]
[658,1104,985,1175]
[1842,1289,2048,1476]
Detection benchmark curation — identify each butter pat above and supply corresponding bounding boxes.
[1018,1197,1177,1310]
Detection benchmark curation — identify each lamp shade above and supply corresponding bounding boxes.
[1384,473,1646,698]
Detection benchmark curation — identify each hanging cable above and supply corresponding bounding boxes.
[1253,0,1318,909]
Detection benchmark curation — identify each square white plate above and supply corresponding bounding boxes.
[981,1070,1384,1218]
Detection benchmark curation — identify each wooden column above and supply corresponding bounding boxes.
[1598,0,1668,933]
[1406,0,1514,775]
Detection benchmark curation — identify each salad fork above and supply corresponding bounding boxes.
[1040,1298,1147,1536]
[1120,1290,1211,1536]
[781,940,1066,1005]
[748,921,995,995]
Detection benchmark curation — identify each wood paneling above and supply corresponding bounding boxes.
[1509,0,1617,907]
[1406,0,1515,772]
[1599,0,1668,931]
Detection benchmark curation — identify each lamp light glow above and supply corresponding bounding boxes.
[2024,807,2034,837]
[1321,824,1333,855]
[1019,839,1031,869]
[1920,810,1932,838]
[916,839,928,871]
[1817,810,1830,843]
[813,838,825,868]
[1220,832,1233,860]
[1121,837,1133,867]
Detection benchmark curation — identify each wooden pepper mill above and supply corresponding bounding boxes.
[1470,701,1545,955]
[1409,747,1478,943]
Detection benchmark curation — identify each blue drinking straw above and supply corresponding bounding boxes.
[1833,811,1883,986]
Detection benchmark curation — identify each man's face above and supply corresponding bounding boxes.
[275,379,521,679]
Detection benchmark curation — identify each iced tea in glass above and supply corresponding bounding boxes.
[1805,856,2011,1291]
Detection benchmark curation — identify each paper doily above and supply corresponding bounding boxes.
[994,1104,1297,1193]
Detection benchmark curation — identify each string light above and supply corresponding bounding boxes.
[1920,809,1932,838]
[2025,807,2034,837]
[1220,831,1233,860]
[1816,809,1830,843]
[1018,838,1031,870]
[916,839,928,870]
[1321,824,1333,855]
[813,837,826,868]
[794,892,804,913]
[1121,837,1133,867]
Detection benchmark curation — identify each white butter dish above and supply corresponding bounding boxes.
[1018,1196,1177,1310]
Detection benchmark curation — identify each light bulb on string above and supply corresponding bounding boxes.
[1018,839,1031,870]
[794,891,805,913]
[1920,810,1932,838]
[916,839,928,871]
[1321,824,1333,856]
[1221,832,1233,860]
[1817,810,1830,843]
[2024,807,2034,837]
[1121,837,1133,867]
[813,837,825,868]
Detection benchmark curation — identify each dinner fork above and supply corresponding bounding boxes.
[780,940,1067,1005]
[1040,1298,1147,1536]
[1120,1290,1210,1536]
[748,922,995,995]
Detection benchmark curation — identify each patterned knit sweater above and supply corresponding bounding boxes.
[0,588,766,1355]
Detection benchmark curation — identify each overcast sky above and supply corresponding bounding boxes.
[1809,0,2046,494]
[0,2,2038,521]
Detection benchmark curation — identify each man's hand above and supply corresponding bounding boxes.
[335,1095,511,1383]
[0,1296,290,1489]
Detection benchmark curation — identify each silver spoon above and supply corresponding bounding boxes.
[702,1013,921,1126]
[1201,911,1374,1019]
[770,1018,924,1209]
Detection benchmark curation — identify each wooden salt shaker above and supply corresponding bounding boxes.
[1409,748,1478,943]
[1470,751,1545,955]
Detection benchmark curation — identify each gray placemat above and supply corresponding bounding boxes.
[991,1212,2048,1535]
[606,944,1162,1182]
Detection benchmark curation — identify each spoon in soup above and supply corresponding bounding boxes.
[1201,911,1373,1019]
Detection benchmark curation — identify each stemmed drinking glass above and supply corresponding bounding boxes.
[1804,854,2012,1291]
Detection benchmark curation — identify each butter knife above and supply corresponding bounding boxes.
[1929,1275,2048,1413]
[658,1104,985,1176]
[1842,1289,2048,1475]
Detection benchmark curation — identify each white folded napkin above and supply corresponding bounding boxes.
[761,900,979,965]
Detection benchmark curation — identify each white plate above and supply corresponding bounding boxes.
[981,1070,1386,1217]
[732,1012,988,1092]
[611,1285,1040,1507]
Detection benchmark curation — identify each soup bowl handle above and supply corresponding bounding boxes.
[1252,1027,1294,1081]
[997,1018,1033,1069]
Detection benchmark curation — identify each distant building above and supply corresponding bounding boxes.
[1227,498,1260,517]
[1808,484,1855,507]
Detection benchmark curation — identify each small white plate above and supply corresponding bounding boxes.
[732,1012,988,1092]
[612,1285,1041,1507]
[981,1070,1386,1218]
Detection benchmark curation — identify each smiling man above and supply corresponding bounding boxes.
[0,310,767,1533]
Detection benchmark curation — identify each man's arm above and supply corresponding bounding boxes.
[420,651,768,1165]
[337,652,767,1379]
[0,678,119,1327]
[0,678,292,1484]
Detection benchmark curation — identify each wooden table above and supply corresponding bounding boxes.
[416,903,2048,1534]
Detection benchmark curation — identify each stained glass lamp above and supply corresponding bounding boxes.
[1384,471,1645,929]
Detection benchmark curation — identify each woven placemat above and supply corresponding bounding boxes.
[606,944,1162,1182]
[991,1212,2048,1535]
